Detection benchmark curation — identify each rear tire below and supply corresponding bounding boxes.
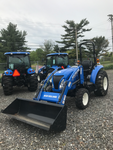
[2,76,13,95]
[94,70,109,96]
[28,74,38,92]
[75,88,90,109]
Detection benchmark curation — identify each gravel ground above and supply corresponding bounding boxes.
[0,70,113,150]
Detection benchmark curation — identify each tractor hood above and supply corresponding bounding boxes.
[54,67,78,80]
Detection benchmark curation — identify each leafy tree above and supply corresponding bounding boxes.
[104,51,113,57]
[0,22,29,62]
[30,48,45,63]
[84,37,109,58]
[0,39,7,62]
[100,51,113,62]
[30,40,55,64]
[66,49,76,59]
[29,51,37,61]
[54,44,60,53]
[56,19,91,54]
[93,36,109,57]
[41,40,54,57]
[36,48,44,61]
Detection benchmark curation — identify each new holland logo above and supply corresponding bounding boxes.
[44,95,57,98]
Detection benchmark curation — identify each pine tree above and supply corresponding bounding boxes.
[0,22,29,62]
[56,19,91,53]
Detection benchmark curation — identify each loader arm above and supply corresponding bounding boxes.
[34,67,60,101]
[34,65,84,105]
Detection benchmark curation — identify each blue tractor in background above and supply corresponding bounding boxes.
[1,52,38,95]
[1,41,109,132]
[37,53,70,82]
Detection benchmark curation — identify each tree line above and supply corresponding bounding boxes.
[0,19,111,63]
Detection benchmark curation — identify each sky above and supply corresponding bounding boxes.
[0,0,113,51]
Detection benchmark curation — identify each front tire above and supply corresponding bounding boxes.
[28,74,38,92]
[2,76,13,95]
[37,73,41,82]
[94,70,109,96]
[75,88,90,109]
[37,73,46,83]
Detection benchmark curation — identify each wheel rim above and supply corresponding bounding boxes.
[38,75,40,81]
[103,77,108,91]
[83,93,89,106]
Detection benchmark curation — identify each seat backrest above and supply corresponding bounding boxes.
[81,60,93,71]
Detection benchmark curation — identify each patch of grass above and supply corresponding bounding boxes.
[100,61,111,64]
[103,63,113,67]
[0,70,4,74]
[100,61,113,69]
[103,64,113,70]
[0,76,2,83]
[100,60,113,69]
[101,61,113,65]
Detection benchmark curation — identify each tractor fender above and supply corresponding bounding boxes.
[38,66,46,73]
[90,65,103,84]
[27,68,35,74]
[67,65,71,68]
[4,69,13,76]
[50,65,71,71]
[51,66,59,70]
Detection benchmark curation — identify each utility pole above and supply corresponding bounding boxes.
[108,14,113,54]
[75,26,78,61]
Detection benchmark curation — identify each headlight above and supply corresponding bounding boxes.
[50,77,52,83]
[47,73,52,83]
[59,79,65,89]
[47,73,51,77]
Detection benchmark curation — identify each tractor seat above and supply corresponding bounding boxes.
[81,60,93,71]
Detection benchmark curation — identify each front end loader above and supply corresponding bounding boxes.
[1,41,109,132]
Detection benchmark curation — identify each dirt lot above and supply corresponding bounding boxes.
[0,70,113,150]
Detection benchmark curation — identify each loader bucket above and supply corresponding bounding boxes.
[1,98,67,132]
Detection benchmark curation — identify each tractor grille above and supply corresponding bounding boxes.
[53,75,63,89]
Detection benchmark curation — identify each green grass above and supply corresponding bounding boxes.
[102,62,113,67]
[0,75,2,83]
[100,61,113,70]
[103,65,113,70]
[100,61,111,64]
[0,70,4,74]
[100,60,113,64]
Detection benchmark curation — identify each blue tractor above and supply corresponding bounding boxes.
[37,53,70,82]
[1,41,109,132]
[1,52,38,95]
